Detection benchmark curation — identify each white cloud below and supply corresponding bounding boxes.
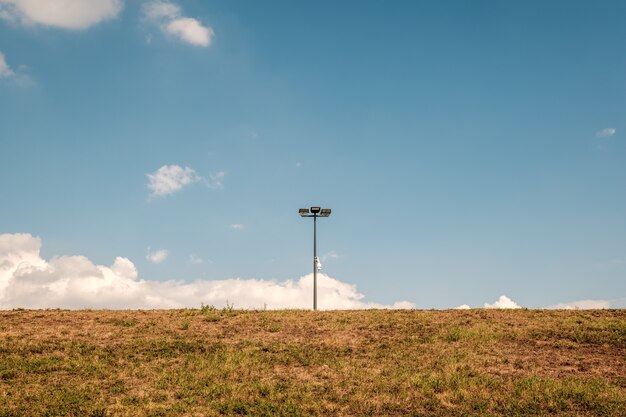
[596,128,616,138]
[229,224,244,230]
[146,165,224,197]
[146,165,200,197]
[165,17,212,47]
[146,249,168,264]
[454,304,471,310]
[0,0,123,30]
[389,301,416,309]
[548,299,611,310]
[0,51,14,78]
[143,1,213,47]
[483,295,521,309]
[0,233,415,310]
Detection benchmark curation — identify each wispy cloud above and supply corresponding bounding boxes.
[596,128,616,138]
[229,224,244,230]
[146,248,168,264]
[0,51,14,78]
[0,233,415,310]
[188,254,204,265]
[206,171,225,189]
[0,52,36,87]
[143,1,213,47]
[0,0,123,30]
[0,51,33,85]
[483,295,521,309]
[321,251,340,263]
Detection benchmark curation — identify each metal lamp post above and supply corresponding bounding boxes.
[299,206,331,310]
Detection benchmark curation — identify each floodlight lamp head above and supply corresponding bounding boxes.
[299,208,310,217]
[310,207,321,214]
[320,208,331,217]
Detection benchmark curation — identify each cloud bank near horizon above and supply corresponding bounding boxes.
[0,234,619,311]
[484,295,521,309]
[452,295,522,310]
[455,295,619,310]
[0,233,414,310]
[547,299,612,310]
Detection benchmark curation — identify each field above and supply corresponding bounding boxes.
[0,308,624,416]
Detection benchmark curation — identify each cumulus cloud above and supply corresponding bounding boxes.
[0,51,15,78]
[0,233,415,310]
[146,165,200,197]
[483,295,521,309]
[548,299,611,310]
[454,304,471,310]
[596,128,616,138]
[143,1,213,47]
[146,249,168,264]
[0,0,123,30]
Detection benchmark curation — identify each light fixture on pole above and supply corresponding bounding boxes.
[299,206,332,310]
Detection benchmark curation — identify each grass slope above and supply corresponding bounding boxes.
[0,308,624,416]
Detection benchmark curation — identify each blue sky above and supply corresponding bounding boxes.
[1,0,625,309]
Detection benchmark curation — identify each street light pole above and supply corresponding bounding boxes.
[299,206,331,310]
[313,213,317,310]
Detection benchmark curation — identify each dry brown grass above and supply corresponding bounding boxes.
[0,308,624,416]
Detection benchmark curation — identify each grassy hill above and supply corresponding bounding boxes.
[0,308,624,416]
